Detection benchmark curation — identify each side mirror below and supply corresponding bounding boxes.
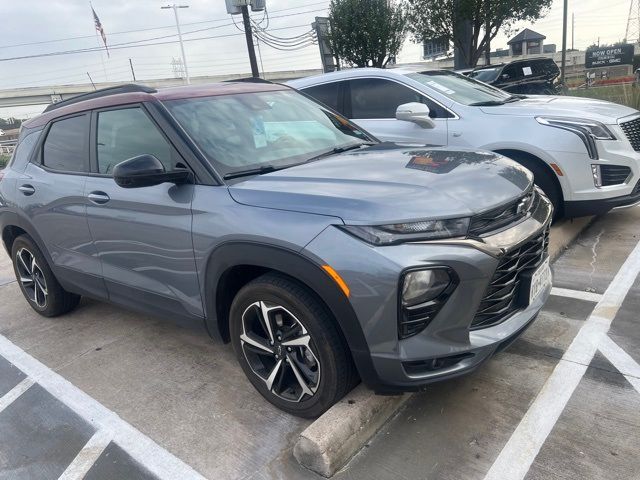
[113,154,190,189]
[501,73,510,80]
[395,102,436,129]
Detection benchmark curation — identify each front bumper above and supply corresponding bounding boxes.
[304,192,553,391]
[564,179,640,217]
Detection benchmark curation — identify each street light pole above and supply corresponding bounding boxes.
[162,4,190,85]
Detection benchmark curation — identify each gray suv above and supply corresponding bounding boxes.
[0,82,552,417]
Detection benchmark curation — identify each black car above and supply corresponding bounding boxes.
[469,57,561,95]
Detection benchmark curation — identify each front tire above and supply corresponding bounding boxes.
[11,235,81,317]
[229,272,356,418]
[501,152,563,220]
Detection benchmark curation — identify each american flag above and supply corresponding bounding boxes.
[91,6,109,57]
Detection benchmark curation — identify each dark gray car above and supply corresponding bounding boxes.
[0,82,552,417]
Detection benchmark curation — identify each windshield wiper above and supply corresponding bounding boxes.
[468,100,506,106]
[306,142,375,162]
[223,164,284,180]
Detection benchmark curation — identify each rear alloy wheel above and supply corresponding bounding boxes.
[11,235,81,317]
[230,273,357,418]
[15,248,48,309]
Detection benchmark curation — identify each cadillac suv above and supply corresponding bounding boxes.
[0,82,552,417]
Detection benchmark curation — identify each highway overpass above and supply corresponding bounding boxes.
[0,68,322,109]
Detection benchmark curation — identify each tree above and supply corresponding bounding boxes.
[327,0,407,68]
[407,0,553,68]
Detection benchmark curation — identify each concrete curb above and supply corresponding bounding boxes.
[548,216,594,261]
[294,216,595,478]
[293,385,410,477]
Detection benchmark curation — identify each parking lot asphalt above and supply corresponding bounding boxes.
[0,208,639,480]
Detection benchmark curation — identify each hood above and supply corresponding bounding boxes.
[228,144,533,224]
[480,95,637,124]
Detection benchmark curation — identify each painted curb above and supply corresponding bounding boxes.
[294,216,594,478]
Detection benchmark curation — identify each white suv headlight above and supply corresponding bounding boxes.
[535,116,616,159]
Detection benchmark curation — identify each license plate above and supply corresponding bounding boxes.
[529,257,551,304]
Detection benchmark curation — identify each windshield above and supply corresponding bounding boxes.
[469,67,501,83]
[406,71,511,105]
[165,89,372,177]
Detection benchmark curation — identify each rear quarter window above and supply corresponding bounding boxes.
[8,130,41,172]
[302,82,341,112]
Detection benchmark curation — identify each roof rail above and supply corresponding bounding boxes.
[43,84,157,113]
[223,77,273,84]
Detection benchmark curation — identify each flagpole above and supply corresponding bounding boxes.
[90,2,108,83]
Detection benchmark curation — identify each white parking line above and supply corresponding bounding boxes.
[0,377,34,414]
[598,336,640,394]
[550,286,603,303]
[484,239,640,480]
[0,334,207,480]
[58,429,113,480]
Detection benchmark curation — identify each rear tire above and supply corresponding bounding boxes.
[11,235,81,317]
[229,272,357,418]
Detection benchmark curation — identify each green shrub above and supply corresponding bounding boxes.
[0,154,11,168]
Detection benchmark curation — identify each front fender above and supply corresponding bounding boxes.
[203,241,381,389]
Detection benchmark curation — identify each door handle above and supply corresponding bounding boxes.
[19,185,35,196]
[87,191,110,205]
[451,132,462,137]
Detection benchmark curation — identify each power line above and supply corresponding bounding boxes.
[0,2,329,50]
[0,23,313,62]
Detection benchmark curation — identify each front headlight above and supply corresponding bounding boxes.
[340,218,470,245]
[535,116,616,159]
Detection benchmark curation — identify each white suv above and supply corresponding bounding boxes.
[289,68,640,217]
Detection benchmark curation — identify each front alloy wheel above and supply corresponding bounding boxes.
[240,301,321,402]
[230,273,357,418]
[15,248,48,308]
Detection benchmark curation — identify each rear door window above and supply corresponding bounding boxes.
[302,82,341,112]
[42,114,89,173]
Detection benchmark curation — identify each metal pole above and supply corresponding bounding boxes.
[561,0,568,85]
[86,72,97,91]
[129,58,137,82]
[255,37,265,79]
[241,5,260,78]
[162,4,190,85]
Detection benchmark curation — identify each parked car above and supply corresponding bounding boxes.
[468,57,562,95]
[0,82,552,417]
[289,68,640,218]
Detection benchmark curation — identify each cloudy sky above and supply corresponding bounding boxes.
[0,0,633,119]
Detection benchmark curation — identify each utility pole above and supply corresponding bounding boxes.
[162,4,190,85]
[129,58,137,82]
[560,0,568,85]
[241,4,260,77]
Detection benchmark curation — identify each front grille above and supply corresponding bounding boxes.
[471,227,550,329]
[469,189,538,237]
[600,165,631,186]
[620,116,640,151]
